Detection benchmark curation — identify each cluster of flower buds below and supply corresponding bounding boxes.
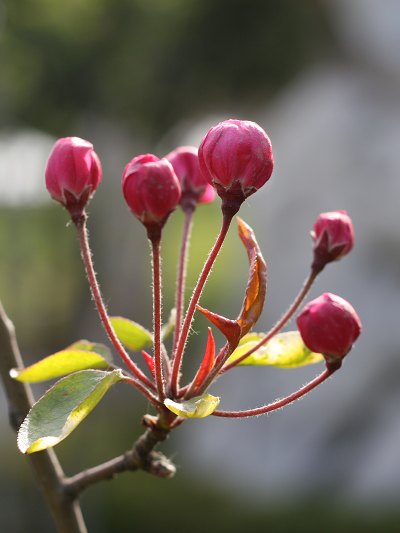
[43,117,362,422]
[45,119,274,223]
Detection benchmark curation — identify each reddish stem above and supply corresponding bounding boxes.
[170,213,233,397]
[172,207,194,355]
[221,269,318,373]
[151,237,165,400]
[213,367,334,418]
[122,376,162,409]
[74,214,155,393]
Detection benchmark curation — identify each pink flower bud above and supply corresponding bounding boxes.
[199,183,216,204]
[122,154,181,239]
[45,137,102,218]
[311,210,354,272]
[198,119,273,215]
[296,292,362,368]
[165,146,215,211]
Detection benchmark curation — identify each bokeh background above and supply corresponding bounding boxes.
[1,0,400,531]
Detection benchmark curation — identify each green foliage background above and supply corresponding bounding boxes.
[0,0,330,137]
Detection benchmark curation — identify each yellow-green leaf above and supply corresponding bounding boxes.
[67,340,113,363]
[164,393,220,419]
[110,316,153,351]
[18,369,123,454]
[10,344,111,383]
[226,331,324,368]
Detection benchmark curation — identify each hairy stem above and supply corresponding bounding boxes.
[150,237,165,400]
[122,376,161,408]
[74,214,155,393]
[213,367,335,418]
[0,300,87,533]
[170,213,232,397]
[172,207,194,355]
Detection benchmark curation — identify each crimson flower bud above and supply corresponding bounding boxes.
[45,137,102,219]
[198,119,273,216]
[311,210,354,272]
[165,146,215,211]
[296,292,362,369]
[122,154,181,240]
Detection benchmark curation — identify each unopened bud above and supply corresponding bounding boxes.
[165,146,214,211]
[122,154,181,240]
[311,210,354,272]
[296,292,362,369]
[45,137,102,219]
[198,119,273,216]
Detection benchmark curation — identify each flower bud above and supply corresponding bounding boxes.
[296,292,362,369]
[198,119,273,215]
[165,146,214,211]
[45,137,102,218]
[122,154,181,239]
[311,210,354,272]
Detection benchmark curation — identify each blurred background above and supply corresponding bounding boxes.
[1,0,400,531]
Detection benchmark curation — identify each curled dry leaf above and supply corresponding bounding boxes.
[196,305,241,348]
[236,217,267,337]
[195,218,266,356]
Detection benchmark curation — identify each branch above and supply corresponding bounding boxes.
[0,300,87,533]
[64,422,176,497]
[0,299,176,528]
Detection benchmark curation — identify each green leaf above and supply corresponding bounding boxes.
[18,369,123,454]
[164,393,220,419]
[67,340,113,363]
[226,331,324,368]
[10,341,112,383]
[110,316,153,351]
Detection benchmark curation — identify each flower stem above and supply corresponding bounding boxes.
[213,367,335,418]
[221,268,318,373]
[122,376,162,409]
[73,213,155,393]
[170,213,233,397]
[150,237,165,401]
[172,207,194,355]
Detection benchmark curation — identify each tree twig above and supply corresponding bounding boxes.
[64,423,175,497]
[0,300,87,533]
[0,299,177,532]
